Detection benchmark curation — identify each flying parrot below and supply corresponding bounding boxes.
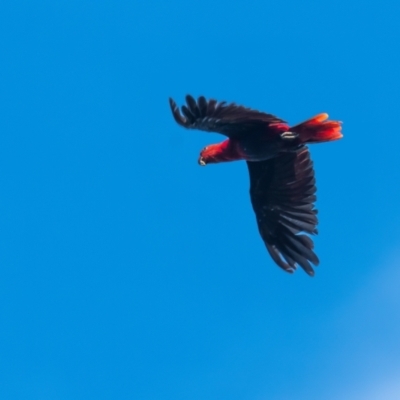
[169,95,342,276]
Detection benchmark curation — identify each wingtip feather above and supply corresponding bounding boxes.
[169,97,187,126]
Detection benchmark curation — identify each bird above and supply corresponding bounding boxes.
[169,95,342,276]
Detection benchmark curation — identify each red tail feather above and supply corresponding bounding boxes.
[291,113,343,144]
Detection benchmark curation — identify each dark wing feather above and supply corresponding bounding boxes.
[169,95,287,138]
[247,147,319,276]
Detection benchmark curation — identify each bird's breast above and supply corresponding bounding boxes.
[236,136,284,161]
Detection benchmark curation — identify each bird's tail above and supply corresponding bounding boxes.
[290,113,343,144]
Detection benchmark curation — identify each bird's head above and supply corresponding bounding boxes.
[198,144,222,166]
[198,140,239,166]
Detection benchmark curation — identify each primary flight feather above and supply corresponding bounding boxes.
[169,95,342,276]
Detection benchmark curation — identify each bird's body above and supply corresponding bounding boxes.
[169,95,342,276]
[210,134,289,163]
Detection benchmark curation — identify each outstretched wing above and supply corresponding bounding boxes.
[247,147,319,276]
[169,95,287,138]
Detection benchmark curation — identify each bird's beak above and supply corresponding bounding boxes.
[198,157,206,166]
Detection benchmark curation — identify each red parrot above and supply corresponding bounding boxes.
[169,95,342,276]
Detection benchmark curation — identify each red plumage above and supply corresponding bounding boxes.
[169,95,342,276]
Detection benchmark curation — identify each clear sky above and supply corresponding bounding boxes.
[1,1,400,399]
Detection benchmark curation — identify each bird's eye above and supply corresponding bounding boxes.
[204,146,209,151]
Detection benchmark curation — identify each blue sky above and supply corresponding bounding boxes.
[1,1,400,399]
